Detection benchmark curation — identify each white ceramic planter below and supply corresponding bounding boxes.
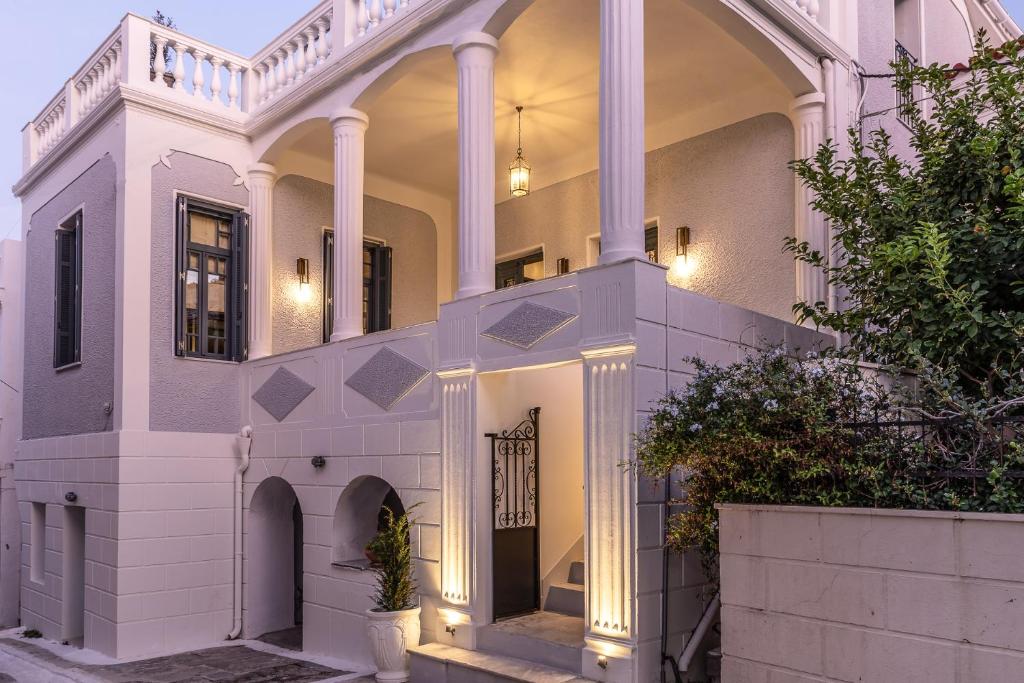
[365,605,421,682]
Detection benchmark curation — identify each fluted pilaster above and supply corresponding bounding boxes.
[598,0,645,264]
[440,369,475,608]
[790,93,828,309]
[247,163,277,359]
[452,32,499,299]
[330,108,369,341]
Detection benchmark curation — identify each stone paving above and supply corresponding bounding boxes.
[0,636,375,683]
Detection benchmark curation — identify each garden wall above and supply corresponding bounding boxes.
[718,504,1024,682]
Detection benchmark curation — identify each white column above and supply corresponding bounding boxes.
[330,108,369,341]
[598,0,645,265]
[439,368,475,613]
[247,163,277,359]
[581,344,637,680]
[790,93,828,309]
[452,32,498,299]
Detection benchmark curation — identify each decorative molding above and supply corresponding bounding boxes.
[480,301,576,349]
[345,346,430,411]
[252,366,315,421]
[440,372,474,607]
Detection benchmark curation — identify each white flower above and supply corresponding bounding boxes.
[713,383,726,398]
[689,423,702,433]
[707,401,720,411]
[763,399,779,411]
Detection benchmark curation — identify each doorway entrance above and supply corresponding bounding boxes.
[247,477,303,646]
[488,407,541,620]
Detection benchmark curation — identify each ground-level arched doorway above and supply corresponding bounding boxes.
[246,476,304,646]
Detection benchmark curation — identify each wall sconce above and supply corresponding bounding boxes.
[597,655,608,670]
[64,492,78,503]
[671,226,696,279]
[310,455,326,469]
[296,257,312,302]
[557,257,569,275]
[445,624,457,637]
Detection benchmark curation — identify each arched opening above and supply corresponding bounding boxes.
[246,476,304,647]
[333,475,406,568]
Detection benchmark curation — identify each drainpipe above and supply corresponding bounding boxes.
[228,425,253,640]
[676,593,721,676]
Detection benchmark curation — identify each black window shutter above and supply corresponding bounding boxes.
[373,244,392,332]
[174,197,188,357]
[322,231,334,343]
[230,211,249,362]
[53,229,75,366]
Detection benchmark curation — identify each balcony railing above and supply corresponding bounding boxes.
[22,0,424,172]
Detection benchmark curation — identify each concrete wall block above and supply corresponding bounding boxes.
[721,508,822,562]
[719,303,755,345]
[331,426,364,456]
[667,329,700,374]
[347,456,383,481]
[959,518,1024,582]
[636,320,667,369]
[400,420,440,454]
[383,455,420,489]
[721,605,823,675]
[823,625,957,683]
[765,561,885,628]
[959,643,1024,681]
[961,580,1024,650]
[301,428,332,460]
[820,513,955,574]
[419,454,440,489]
[884,573,961,640]
[365,423,400,456]
[672,290,720,337]
[720,554,766,610]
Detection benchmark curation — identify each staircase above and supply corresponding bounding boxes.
[543,561,584,618]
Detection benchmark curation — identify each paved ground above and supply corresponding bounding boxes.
[0,634,375,683]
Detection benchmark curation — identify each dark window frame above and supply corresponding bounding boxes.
[322,230,392,342]
[174,195,249,362]
[53,210,83,369]
[644,223,659,263]
[495,250,543,289]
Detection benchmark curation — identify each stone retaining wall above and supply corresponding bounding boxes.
[718,504,1024,682]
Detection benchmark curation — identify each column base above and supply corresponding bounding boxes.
[329,325,362,343]
[598,248,645,266]
[583,638,636,682]
[435,605,480,651]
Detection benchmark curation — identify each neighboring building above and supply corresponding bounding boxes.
[0,239,24,629]
[8,1,1019,681]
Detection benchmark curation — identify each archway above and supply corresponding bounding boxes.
[247,476,304,646]
[333,475,406,567]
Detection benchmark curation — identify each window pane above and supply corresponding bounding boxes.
[186,251,200,353]
[522,260,544,282]
[207,255,227,355]
[189,213,219,246]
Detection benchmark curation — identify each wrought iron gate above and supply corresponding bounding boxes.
[487,407,540,620]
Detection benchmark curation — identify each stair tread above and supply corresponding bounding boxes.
[411,643,596,683]
[549,582,584,593]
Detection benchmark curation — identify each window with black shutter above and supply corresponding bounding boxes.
[53,212,82,368]
[495,250,543,289]
[174,196,248,361]
[322,231,391,341]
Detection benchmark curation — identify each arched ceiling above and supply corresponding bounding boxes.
[285,0,792,201]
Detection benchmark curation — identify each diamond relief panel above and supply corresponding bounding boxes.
[481,301,577,349]
[252,366,316,422]
[345,346,430,411]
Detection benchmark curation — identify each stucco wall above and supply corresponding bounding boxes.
[719,504,1024,682]
[150,151,248,434]
[23,157,116,440]
[271,174,438,354]
[923,1,975,69]
[495,114,796,321]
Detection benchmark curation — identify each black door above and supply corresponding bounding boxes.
[488,408,540,620]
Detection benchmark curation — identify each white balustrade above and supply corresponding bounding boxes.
[251,4,333,107]
[355,0,412,38]
[148,27,249,110]
[789,0,823,23]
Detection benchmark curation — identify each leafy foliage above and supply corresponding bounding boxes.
[788,34,1024,392]
[634,348,1024,574]
[367,504,418,612]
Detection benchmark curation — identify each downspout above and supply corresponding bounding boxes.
[820,56,841,327]
[228,425,253,640]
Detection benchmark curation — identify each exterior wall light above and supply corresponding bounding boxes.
[311,455,326,469]
[64,492,78,503]
[296,257,312,302]
[671,226,696,279]
[597,655,608,670]
[557,257,570,275]
[509,106,531,197]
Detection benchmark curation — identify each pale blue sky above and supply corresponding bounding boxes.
[2,0,1024,242]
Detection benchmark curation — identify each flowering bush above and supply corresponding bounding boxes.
[634,347,1024,574]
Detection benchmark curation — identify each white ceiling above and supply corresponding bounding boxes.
[287,0,791,201]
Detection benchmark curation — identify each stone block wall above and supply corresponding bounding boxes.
[718,504,1024,682]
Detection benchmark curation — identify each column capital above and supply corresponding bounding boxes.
[330,107,369,131]
[790,91,826,117]
[452,31,499,57]
[247,162,277,182]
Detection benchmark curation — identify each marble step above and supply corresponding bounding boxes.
[410,642,595,683]
[567,562,584,586]
[544,583,584,618]
[478,615,583,674]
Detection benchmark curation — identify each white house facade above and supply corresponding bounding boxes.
[8,1,1019,681]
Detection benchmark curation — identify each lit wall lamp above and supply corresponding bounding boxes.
[557,257,570,275]
[509,106,531,197]
[597,655,609,670]
[671,226,696,279]
[296,257,312,302]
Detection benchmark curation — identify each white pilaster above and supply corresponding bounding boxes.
[790,93,828,309]
[247,163,276,359]
[581,344,637,680]
[440,368,475,614]
[330,107,369,341]
[452,32,499,299]
[598,0,645,265]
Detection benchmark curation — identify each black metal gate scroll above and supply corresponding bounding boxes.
[487,407,540,620]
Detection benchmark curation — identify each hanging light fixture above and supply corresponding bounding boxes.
[509,105,531,197]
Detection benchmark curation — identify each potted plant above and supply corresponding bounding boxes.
[365,505,420,682]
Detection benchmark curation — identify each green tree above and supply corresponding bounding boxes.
[788,34,1024,393]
